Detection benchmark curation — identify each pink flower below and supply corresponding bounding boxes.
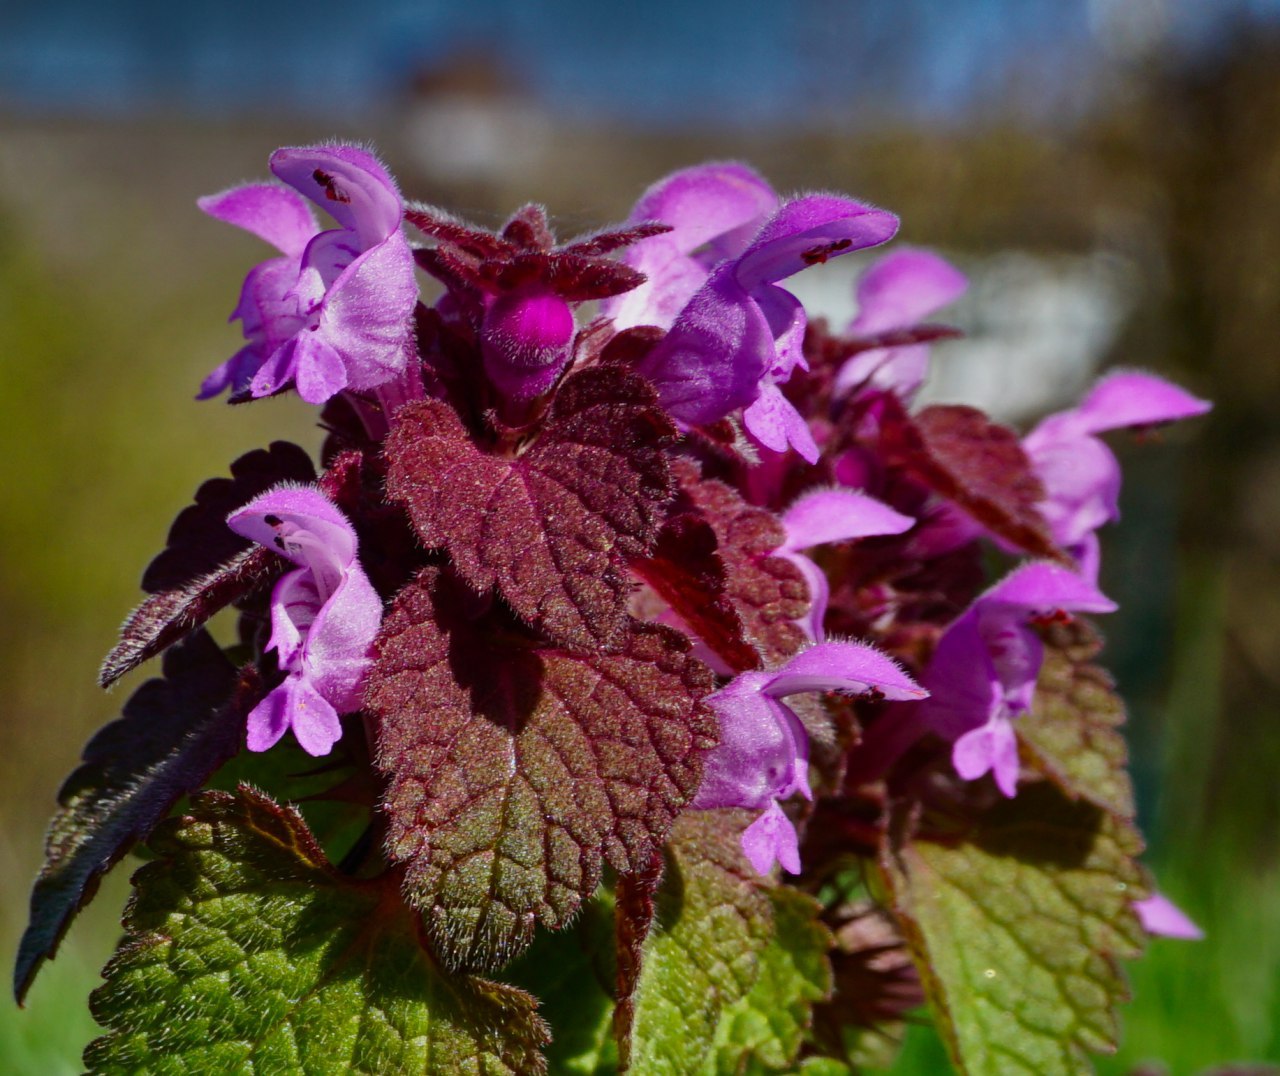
[693,642,926,875]
[920,562,1116,796]
[1023,370,1211,579]
[834,248,968,400]
[610,164,898,461]
[1134,892,1203,940]
[200,144,417,405]
[776,488,915,640]
[227,486,382,756]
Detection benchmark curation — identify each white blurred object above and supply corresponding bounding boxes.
[404,93,552,185]
[789,249,1136,424]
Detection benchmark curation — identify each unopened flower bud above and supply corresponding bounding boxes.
[480,290,576,403]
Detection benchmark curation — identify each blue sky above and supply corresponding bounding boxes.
[2,0,1278,125]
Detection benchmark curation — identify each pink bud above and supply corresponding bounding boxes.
[481,290,576,403]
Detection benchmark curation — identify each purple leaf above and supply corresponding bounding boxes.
[366,568,715,970]
[99,546,279,689]
[16,631,249,1002]
[140,441,316,593]
[385,367,676,651]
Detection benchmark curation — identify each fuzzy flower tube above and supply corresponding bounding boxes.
[18,142,1210,1076]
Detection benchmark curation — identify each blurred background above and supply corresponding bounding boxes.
[2,1,1278,1071]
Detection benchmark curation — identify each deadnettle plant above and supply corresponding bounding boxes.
[18,145,1210,1076]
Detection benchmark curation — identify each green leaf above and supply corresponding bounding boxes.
[1018,620,1135,820]
[709,886,833,1074]
[85,787,549,1075]
[506,888,618,1075]
[880,782,1147,1076]
[626,812,829,1075]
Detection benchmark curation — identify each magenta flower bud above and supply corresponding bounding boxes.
[480,290,577,403]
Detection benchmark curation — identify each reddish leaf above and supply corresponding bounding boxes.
[16,632,249,1002]
[810,900,924,1062]
[385,367,676,651]
[613,849,665,1072]
[632,512,761,673]
[99,546,279,688]
[140,441,315,593]
[677,463,809,663]
[882,399,1061,561]
[367,568,715,970]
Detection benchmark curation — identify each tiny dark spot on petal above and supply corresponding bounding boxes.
[313,168,352,204]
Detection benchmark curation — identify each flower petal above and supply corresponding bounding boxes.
[1070,371,1212,435]
[270,144,404,249]
[1133,893,1203,940]
[693,679,809,811]
[742,382,819,463]
[781,489,914,552]
[734,194,898,291]
[227,486,357,567]
[198,183,317,257]
[741,800,801,876]
[635,264,773,425]
[849,248,968,335]
[282,675,344,757]
[980,561,1116,615]
[952,716,1020,796]
[245,683,292,753]
[764,641,927,701]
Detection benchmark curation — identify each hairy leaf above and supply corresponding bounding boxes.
[1019,620,1135,820]
[99,546,278,688]
[626,812,828,1075]
[614,852,666,1072]
[632,512,761,673]
[367,569,715,971]
[385,366,676,651]
[140,441,316,592]
[506,889,618,1075]
[709,887,833,1074]
[810,901,922,1072]
[880,783,1147,1075]
[677,464,809,664]
[99,443,316,687]
[882,399,1060,562]
[16,632,244,1002]
[85,788,550,1075]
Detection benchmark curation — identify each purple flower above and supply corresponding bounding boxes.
[913,562,1116,796]
[777,489,915,640]
[1023,370,1211,579]
[227,486,383,756]
[200,144,418,406]
[602,161,779,334]
[693,641,927,875]
[833,248,968,400]
[1133,892,1203,940]
[622,180,897,461]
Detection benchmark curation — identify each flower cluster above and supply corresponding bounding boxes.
[191,143,1211,881]
[20,142,1213,1067]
